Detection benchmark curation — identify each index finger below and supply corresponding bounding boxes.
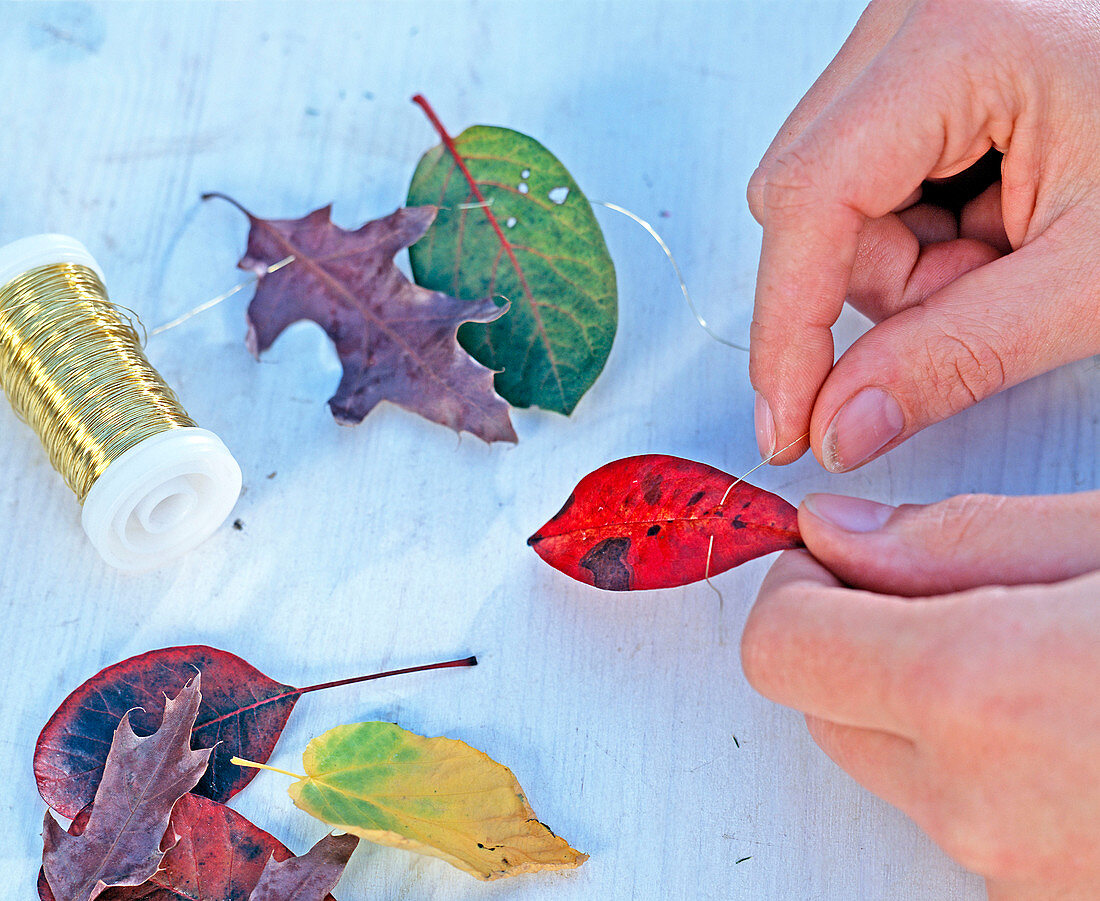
[740,549,927,736]
[747,0,911,223]
[750,25,992,462]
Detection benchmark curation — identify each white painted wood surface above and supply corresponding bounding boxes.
[1,2,1095,898]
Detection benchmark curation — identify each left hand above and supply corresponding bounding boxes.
[741,490,1100,900]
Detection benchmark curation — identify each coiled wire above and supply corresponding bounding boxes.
[0,263,194,501]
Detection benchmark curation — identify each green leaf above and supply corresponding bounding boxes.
[282,722,587,881]
[407,123,617,414]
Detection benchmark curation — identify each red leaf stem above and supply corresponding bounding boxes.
[410,94,534,302]
[297,655,477,695]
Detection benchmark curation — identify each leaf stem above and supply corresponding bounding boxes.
[410,94,535,304]
[231,757,306,780]
[297,655,477,695]
[201,191,251,216]
[411,94,509,243]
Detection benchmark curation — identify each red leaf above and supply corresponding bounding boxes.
[41,678,212,901]
[207,193,517,443]
[39,794,342,901]
[528,454,803,590]
[35,646,477,818]
[247,833,359,901]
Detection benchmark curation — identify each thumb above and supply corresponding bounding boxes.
[809,219,1100,472]
[798,490,1100,596]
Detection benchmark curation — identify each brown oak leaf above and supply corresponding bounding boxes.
[41,677,212,901]
[207,194,517,443]
[247,833,359,901]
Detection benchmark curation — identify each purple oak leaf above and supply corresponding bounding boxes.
[207,194,517,443]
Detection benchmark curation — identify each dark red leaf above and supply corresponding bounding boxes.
[248,833,359,901]
[39,794,342,901]
[35,646,477,818]
[206,193,517,443]
[42,678,212,901]
[528,454,803,590]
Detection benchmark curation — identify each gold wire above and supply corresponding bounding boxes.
[0,263,195,502]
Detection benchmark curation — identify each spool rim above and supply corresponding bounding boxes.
[0,234,105,289]
[80,428,242,573]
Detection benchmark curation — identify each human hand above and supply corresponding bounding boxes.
[740,490,1100,899]
[747,0,1100,470]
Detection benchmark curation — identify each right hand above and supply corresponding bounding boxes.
[747,0,1100,470]
[741,489,1100,899]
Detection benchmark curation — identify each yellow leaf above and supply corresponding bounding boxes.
[285,722,587,881]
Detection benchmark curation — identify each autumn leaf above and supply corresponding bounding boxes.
[207,193,517,443]
[38,793,344,901]
[407,95,617,415]
[237,721,587,881]
[35,645,476,818]
[41,677,211,901]
[248,833,359,901]
[528,454,803,590]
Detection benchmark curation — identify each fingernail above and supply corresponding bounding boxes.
[803,493,896,533]
[754,392,776,459]
[822,387,904,472]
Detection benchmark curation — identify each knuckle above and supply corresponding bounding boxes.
[912,0,967,23]
[760,147,820,218]
[923,493,1007,549]
[922,325,1008,409]
[747,166,767,222]
[911,0,953,25]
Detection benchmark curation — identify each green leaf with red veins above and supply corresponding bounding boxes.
[407,97,617,415]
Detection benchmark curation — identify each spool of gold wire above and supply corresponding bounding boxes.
[0,235,241,571]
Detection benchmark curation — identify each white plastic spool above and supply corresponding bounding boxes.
[0,234,242,572]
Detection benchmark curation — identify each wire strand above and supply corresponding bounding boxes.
[703,431,811,601]
[149,255,295,337]
[591,200,749,352]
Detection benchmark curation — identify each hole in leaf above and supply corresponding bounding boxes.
[521,169,531,179]
[517,183,529,194]
[506,217,517,228]
[548,186,569,205]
